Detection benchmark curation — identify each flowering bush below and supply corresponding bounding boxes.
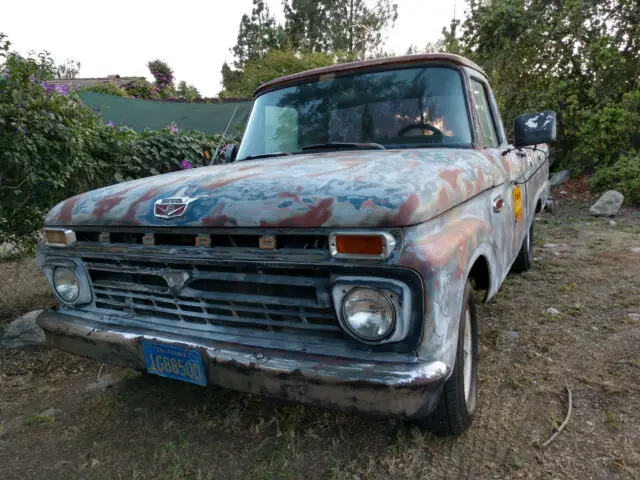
[147,59,174,93]
[0,35,126,249]
[0,35,238,251]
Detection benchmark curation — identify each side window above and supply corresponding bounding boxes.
[470,79,499,148]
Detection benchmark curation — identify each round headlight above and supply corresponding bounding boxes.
[53,267,80,302]
[341,288,395,341]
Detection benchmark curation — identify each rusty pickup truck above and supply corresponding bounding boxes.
[37,53,555,435]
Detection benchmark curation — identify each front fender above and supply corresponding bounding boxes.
[396,190,503,370]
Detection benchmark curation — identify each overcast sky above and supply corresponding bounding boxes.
[3,0,462,97]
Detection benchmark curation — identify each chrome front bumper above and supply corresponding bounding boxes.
[38,310,449,418]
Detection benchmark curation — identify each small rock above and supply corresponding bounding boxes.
[501,330,519,339]
[559,190,568,195]
[1,311,45,349]
[86,374,119,392]
[543,243,569,249]
[550,170,570,187]
[38,408,57,418]
[506,450,528,469]
[591,326,598,331]
[608,219,616,226]
[628,313,640,322]
[589,190,624,217]
[91,458,101,468]
[545,307,560,316]
[631,247,640,254]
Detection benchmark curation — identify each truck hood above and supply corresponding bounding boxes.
[45,149,496,229]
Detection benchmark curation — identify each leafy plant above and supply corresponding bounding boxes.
[0,35,124,249]
[81,83,128,97]
[591,151,640,205]
[175,81,201,101]
[221,49,335,97]
[0,34,236,252]
[148,59,174,93]
[114,127,230,182]
[124,78,155,99]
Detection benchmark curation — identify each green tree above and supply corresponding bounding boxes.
[444,0,640,170]
[56,59,81,79]
[175,81,201,101]
[284,0,398,58]
[221,49,335,98]
[232,0,286,68]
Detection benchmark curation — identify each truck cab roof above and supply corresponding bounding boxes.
[254,53,487,97]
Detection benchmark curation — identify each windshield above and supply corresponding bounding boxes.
[237,66,472,160]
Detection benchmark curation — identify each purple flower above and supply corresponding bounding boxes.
[107,120,114,127]
[170,122,178,133]
[29,74,37,82]
[1,68,10,80]
[54,84,70,96]
[180,159,192,170]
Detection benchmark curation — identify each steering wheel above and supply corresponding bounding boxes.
[397,123,444,137]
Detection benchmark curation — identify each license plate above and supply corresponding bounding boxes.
[142,340,207,386]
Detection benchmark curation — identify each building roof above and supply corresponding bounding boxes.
[254,53,487,96]
[48,76,145,91]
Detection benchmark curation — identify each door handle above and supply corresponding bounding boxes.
[493,196,504,213]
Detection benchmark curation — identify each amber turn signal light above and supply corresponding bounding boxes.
[43,229,77,247]
[336,235,383,255]
[329,232,396,259]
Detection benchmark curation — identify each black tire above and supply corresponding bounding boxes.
[511,222,534,273]
[418,281,477,435]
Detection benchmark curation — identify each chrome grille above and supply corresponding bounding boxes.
[82,257,343,338]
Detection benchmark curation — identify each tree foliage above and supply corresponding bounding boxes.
[284,0,397,57]
[221,0,397,97]
[221,49,335,98]
[442,0,640,197]
[232,0,286,68]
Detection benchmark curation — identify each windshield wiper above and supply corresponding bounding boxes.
[240,152,293,161]
[300,142,386,151]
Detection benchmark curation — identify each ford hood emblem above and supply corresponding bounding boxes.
[154,196,197,219]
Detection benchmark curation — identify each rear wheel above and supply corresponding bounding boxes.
[418,281,477,435]
[511,223,534,273]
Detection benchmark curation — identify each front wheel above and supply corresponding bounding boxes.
[511,223,534,273]
[418,281,477,435]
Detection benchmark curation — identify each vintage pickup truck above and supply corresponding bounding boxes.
[37,53,555,435]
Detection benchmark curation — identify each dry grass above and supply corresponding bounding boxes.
[0,206,639,480]
[0,257,55,324]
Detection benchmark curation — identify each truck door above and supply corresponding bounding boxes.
[468,77,530,268]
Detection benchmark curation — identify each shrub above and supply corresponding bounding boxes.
[148,59,174,92]
[124,79,155,99]
[0,35,237,251]
[0,42,125,249]
[114,127,229,182]
[590,151,640,205]
[81,82,128,97]
[564,90,640,174]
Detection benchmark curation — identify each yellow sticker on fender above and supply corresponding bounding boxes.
[513,185,523,222]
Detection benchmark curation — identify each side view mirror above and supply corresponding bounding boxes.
[514,111,556,147]
[223,144,238,162]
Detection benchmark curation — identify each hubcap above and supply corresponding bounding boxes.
[463,307,473,403]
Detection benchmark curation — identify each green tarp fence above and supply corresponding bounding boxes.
[78,92,252,135]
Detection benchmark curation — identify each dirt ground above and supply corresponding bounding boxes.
[1,199,639,480]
